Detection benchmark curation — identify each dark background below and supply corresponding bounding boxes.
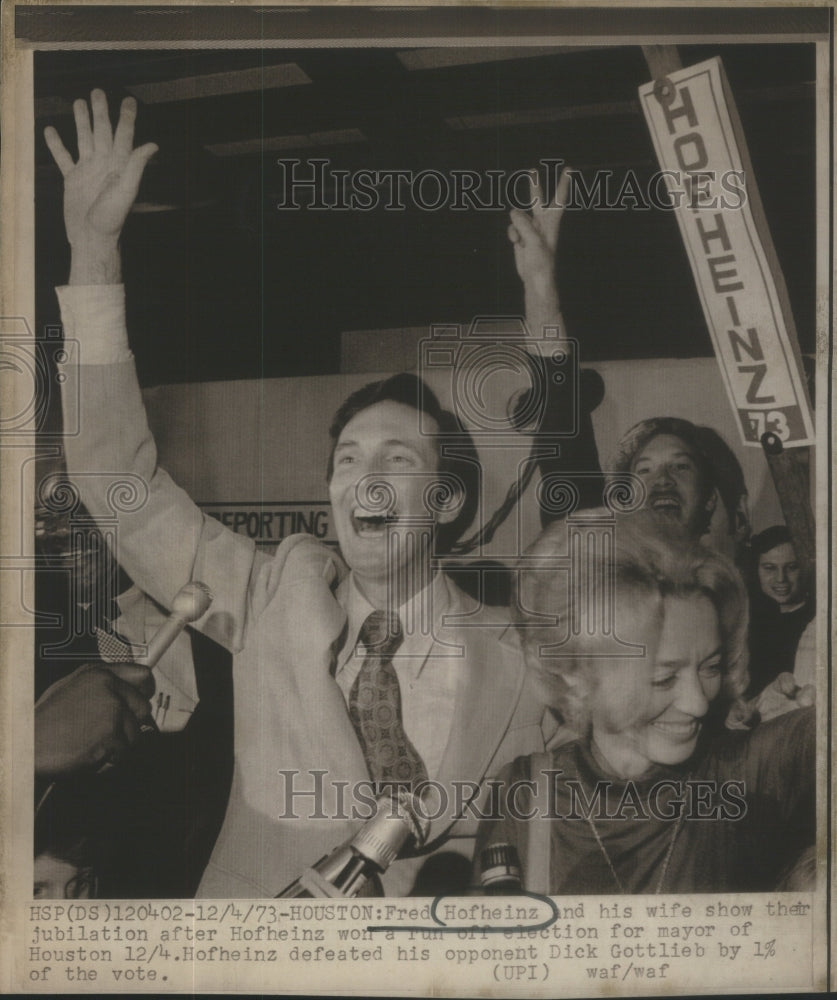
[34,43,816,386]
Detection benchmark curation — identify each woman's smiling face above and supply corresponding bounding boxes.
[590,591,723,778]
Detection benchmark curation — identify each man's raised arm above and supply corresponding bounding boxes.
[508,167,605,521]
[46,92,313,650]
[508,168,570,348]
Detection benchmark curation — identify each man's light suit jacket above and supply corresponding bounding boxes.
[62,347,547,896]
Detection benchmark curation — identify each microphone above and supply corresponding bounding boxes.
[479,843,523,895]
[137,581,213,668]
[91,581,213,770]
[277,791,429,898]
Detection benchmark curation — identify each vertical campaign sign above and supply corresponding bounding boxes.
[639,57,815,448]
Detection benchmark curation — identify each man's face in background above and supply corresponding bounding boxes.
[630,433,715,538]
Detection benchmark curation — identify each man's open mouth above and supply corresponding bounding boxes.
[649,493,681,515]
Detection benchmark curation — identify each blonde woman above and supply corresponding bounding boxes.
[474,513,814,894]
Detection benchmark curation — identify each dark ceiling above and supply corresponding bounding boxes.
[34,41,817,385]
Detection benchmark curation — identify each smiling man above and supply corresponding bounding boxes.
[608,417,752,566]
[325,378,471,609]
[49,92,551,896]
[625,428,713,532]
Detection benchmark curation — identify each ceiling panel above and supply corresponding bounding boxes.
[126,62,312,104]
[33,42,817,383]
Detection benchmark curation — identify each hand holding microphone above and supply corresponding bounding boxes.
[35,661,156,777]
[132,580,213,742]
[36,581,213,776]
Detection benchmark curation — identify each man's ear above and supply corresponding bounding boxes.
[704,489,718,517]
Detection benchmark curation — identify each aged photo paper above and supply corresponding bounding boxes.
[0,2,833,995]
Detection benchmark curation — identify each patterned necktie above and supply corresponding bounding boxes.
[94,596,135,662]
[348,610,428,792]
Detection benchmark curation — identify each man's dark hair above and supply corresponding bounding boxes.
[326,373,480,555]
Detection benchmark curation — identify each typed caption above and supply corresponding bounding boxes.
[18,893,815,994]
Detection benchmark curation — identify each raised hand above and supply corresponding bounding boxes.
[44,90,157,283]
[508,166,572,291]
[508,166,572,344]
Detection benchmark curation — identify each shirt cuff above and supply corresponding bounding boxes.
[55,284,133,364]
